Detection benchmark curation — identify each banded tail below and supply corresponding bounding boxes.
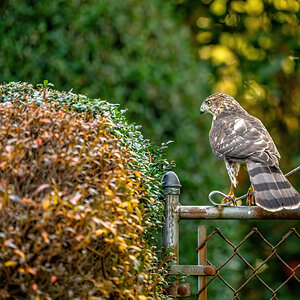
[247,161,300,212]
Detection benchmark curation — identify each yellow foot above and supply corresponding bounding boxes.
[246,185,255,206]
[222,184,242,206]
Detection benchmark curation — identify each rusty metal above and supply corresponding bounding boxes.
[161,171,181,262]
[198,225,207,300]
[161,171,300,299]
[162,171,182,298]
[166,283,191,298]
[178,205,300,220]
[169,265,216,276]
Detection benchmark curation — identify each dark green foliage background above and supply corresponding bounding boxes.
[0,0,222,205]
[1,0,300,298]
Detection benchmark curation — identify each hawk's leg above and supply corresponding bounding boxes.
[246,184,255,206]
[222,183,236,205]
[223,160,242,206]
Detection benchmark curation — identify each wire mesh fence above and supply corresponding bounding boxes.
[162,171,300,299]
[199,227,300,300]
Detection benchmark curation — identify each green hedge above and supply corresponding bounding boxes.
[0,81,169,299]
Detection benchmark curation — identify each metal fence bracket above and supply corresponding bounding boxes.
[166,283,191,298]
[169,265,216,276]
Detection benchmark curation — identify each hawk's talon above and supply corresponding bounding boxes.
[246,184,255,206]
[222,183,242,206]
[221,195,235,205]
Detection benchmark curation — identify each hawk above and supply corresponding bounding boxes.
[200,93,300,212]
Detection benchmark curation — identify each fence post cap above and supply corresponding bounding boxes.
[162,171,181,194]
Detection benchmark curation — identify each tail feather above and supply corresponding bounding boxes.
[247,161,300,212]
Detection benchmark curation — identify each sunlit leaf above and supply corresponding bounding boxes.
[39,118,51,123]
[42,199,51,210]
[35,138,43,147]
[42,232,50,243]
[33,184,50,196]
[4,261,18,267]
[14,249,26,260]
[70,193,82,205]
[27,267,37,275]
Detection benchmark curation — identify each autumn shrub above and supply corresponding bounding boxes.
[0,82,169,299]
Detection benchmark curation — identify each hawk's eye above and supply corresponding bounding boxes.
[206,100,212,106]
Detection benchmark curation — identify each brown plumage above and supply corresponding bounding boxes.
[200,93,300,212]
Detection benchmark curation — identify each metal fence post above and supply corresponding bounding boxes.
[162,171,191,298]
[198,226,207,300]
[161,171,181,263]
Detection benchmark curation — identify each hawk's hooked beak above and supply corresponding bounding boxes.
[200,105,207,115]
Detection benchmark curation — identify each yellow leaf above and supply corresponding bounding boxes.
[4,260,18,267]
[135,207,141,217]
[131,198,139,208]
[117,236,126,244]
[53,193,59,205]
[126,203,133,213]
[105,187,113,196]
[43,199,51,210]
[95,229,106,236]
[138,296,147,300]
[118,245,127,251]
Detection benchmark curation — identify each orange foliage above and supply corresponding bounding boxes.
[0,101,165,299]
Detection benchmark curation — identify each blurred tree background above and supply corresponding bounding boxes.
[0,0,299,298]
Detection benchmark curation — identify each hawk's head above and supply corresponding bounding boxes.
[200,93,239,116]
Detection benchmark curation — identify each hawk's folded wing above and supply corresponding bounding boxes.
[209,114,279,167]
